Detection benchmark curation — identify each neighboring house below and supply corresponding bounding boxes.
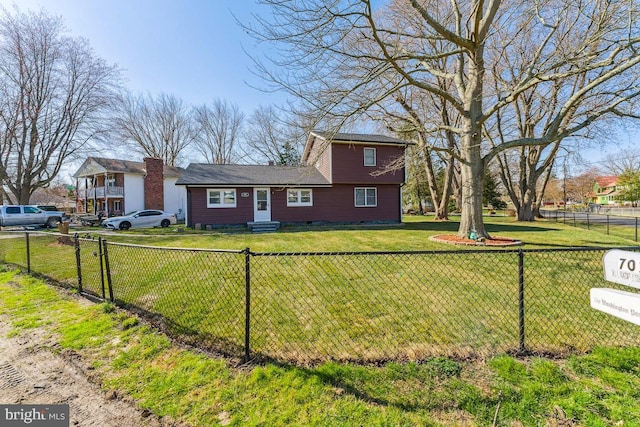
[591,176,619,205]
[176,132,410,229]
[73,157,186,218]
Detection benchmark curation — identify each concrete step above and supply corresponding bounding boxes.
[247,221,280,232]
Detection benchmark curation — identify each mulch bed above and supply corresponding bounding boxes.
[430,234,522,246]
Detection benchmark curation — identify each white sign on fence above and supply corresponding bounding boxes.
[593,249,640,324]
[602,249,640,290]
[590,288,640,326]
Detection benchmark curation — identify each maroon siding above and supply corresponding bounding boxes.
[305,137,332,181]
[273,184,401,223]
[187,187,254,226]
[187,184,401,226]
[331,144,405,184]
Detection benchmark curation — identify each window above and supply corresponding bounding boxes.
[6,207,20,214]
[355,187,377,207]
[24,206,40,214]
[207,189,237,208]
[138,210,162,217]
[287,189,313,207]
[106,174,116,187]
[363,147,376,166]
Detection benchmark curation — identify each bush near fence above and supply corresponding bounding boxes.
[1,231,639,365]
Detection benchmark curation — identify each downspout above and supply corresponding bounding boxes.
[92,176,96,214]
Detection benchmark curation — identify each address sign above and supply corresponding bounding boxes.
[590,249,640,326]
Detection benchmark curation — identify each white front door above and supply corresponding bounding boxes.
[253,188,271,222]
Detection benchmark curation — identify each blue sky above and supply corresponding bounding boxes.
[0,0,286,114]
[0,0,636,174]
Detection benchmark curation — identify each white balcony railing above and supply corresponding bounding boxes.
[83,186,124,198]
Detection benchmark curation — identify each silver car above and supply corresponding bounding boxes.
[102,210,177,230]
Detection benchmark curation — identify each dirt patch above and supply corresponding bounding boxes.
[430,234,522,247]
[0,320,173,426]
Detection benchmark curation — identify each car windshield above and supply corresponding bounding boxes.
[124,211,141,216]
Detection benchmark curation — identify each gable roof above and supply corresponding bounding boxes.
[302,131,410,163]
[73,157,183,178]
[312,131,410,145]
[595,176,618,189]
[176,164,331,187]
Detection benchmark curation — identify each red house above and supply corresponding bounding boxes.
[176,132,410,230]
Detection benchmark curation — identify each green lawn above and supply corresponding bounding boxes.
[1,216,638,364]
[1,269,639,426]
[75,214,639,251]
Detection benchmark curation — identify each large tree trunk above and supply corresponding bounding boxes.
[457,44,489,239]
[458,133,489,238]
[17,182,32,205]
[517,195,536,221]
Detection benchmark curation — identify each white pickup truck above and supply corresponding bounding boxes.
[0,205,66,228]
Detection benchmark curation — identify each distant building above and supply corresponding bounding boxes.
[591,176,619,205]
[73,157,185,218]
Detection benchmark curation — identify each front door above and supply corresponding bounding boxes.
[253,188,271,222]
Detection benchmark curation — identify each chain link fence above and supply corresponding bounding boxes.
[541,209,640,241]
[1,230,639,365]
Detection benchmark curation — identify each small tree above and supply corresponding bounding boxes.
[616,170,640,207]
[567,168,600,206]
[483,170,506,210]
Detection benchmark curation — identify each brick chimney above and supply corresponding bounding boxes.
[143,157,164,210]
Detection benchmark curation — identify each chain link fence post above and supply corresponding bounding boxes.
[518,248,526,354]
[98,237,106,299]
[244,247,251,362]
[74,233,82,293]
[25,232,31,274]
[102,239,114,302]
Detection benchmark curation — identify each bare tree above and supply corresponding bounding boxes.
[603,149,640,175]
[113,92,194,167]
[243,105,302,165]
[0,7,120,204]
[384,89,460,220]
[192,99,244,164]
[567,168,601,206]
[249,0,640,238]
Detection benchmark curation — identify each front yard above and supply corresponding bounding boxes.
[83,214,639,251]
[1,268,639,426]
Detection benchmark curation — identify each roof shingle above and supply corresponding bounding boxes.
[176,164,331,186]
[74,157,183,178]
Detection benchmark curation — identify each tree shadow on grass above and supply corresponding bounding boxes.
[401,219,556,234]
[259,359,493,420]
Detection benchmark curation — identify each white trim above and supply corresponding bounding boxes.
[363,147,376,166]
[354,187,377,207]
[180,184,331,188]
[207,188,237,208]
[287,189,313,207]
[253,188,271,221]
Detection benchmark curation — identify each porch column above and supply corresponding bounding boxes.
[104,172,108,215]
